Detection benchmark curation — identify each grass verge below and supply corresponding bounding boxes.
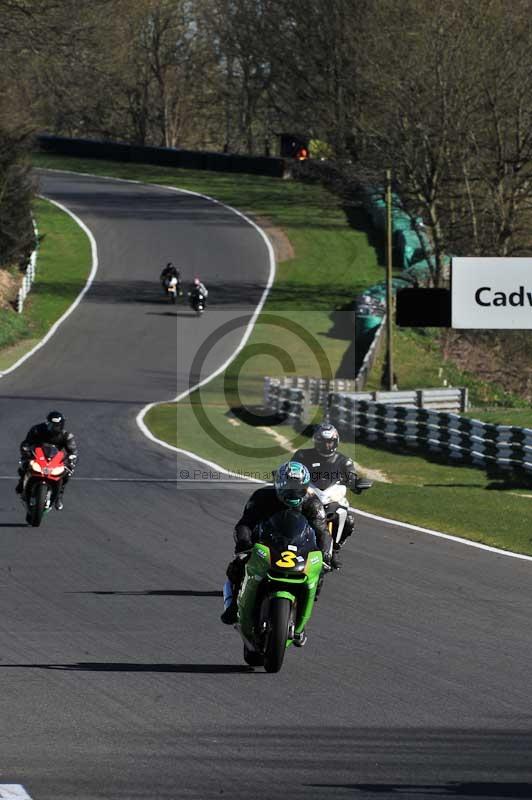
[366,326,528,411]
[0,197,91,371]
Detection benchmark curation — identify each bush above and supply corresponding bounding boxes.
[0,83,36,267]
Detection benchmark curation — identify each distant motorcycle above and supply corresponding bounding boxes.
[162,275,180,304]
[189,291,205,316]
[21,445,69,527]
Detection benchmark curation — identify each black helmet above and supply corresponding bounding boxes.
[46,410,65,435]
[313,423,339,458]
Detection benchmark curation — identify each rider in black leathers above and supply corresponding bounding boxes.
[160,262,181,293]
[221,461,331,624]
[160,262,180,282]
[15,410,78,510]
[292,423,358,569]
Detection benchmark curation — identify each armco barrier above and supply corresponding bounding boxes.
[265,379,467,414]
[266,384,310,427]
[333,387,469,413]
[37,134,288,179]
[264,376,359,408]
[264,380,468,425]
[328,395,532,479]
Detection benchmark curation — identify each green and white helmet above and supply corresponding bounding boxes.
[274,461,311,508]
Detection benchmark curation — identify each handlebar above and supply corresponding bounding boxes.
[354,477,373,493]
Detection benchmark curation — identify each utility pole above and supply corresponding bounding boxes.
[385,169,394,390]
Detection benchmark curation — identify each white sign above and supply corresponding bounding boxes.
[452,257,532,328]
[0,787,33,800]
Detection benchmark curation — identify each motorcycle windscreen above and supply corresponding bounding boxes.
[257,509,317,555]
[37,444,61,461]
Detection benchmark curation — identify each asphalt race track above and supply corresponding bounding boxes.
[0,170,532,800]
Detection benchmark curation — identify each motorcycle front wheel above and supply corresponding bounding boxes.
[264,597,292,673]
[30,482,48,527]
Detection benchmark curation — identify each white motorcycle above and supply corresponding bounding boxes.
[309,477,372,550]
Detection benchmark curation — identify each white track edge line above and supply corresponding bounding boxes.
[356,508,532,561]
[0,784,33,799]
[0,195,99,377]
[134,179,277,482]
[30,168,532,562]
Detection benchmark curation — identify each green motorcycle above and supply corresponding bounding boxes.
[234,509,324,673]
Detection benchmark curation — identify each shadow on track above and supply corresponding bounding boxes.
[38,190,250,224]
[0,394,149,405]
[309,783,532,798]
[0,523,28,528]
[81,279,264,306]
[1,662,252,674]
[43,188,338,227]
[70,589,223,597]
[145,311,195,318]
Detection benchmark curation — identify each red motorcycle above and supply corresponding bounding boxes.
[21,445,68,527]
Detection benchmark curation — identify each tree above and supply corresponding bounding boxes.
[271,0,364,159]
[468,1,532,257]
[352,0,486,286]
[202,0,279,154]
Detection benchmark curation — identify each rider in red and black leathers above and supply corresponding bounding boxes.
[16,411,78,509]
[221,461,331,624]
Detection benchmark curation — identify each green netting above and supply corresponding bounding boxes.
[358,187,453,326]
[362,186,418,238]
[355,291,386,316]
[397,229,424,269]
[356,315,384,335]
[392,208,411,233]
[402,259,432,284]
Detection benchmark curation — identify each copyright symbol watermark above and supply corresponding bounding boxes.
[185,313,333,461]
